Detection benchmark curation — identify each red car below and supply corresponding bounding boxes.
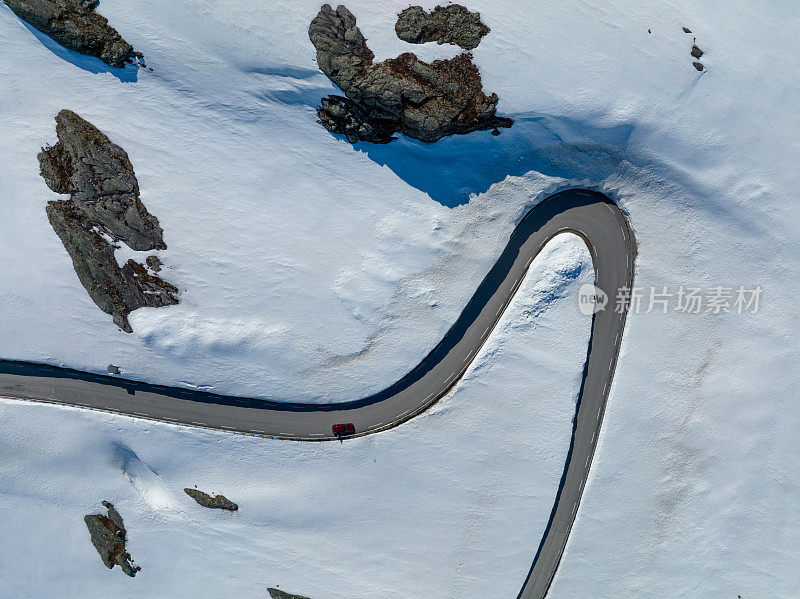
[332,423,356,436]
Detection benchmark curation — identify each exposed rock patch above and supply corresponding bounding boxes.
[145,255,162,272]
[39,110,178,332]
[39,109,164,251]
[395,4,489,50]
[184,488,239,511]
[268,589,310,599]
[3,0,141,68]
[84,501,140,577]
[691,44,704,59]
[46,200,178,331]
[309,4,511,144]
[692,61,704,71]
[316,95,399,144]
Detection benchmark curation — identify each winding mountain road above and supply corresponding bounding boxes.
[0,188,635,599]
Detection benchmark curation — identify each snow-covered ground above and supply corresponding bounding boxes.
[1,0,799,597]
[0,236,593,598]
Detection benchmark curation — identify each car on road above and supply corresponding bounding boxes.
[332,423,355,436]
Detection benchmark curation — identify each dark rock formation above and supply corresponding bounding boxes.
[682,26,692,33]
[308,4,511,144]
[309,3,374,92]
[3,0,140,68]
[184,488,239,511]
[268,589,310,599]
[46,200,178,332]
[395,4,489,50]
[145,255,162,272]
[84,501,140,577]
[692,61,704,71]
[39,110,178,332]
[315,95,398,144]
[39,110,164,251]
[691,44,704,59]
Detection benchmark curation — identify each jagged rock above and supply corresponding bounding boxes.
[39,110,178,332]
[46,200,178,332]
[309,4,511,144]
[682,26,692,33]
[308,3,374,95]
[692,61,704,71]
[184,488,239,511]
[691,44,704,59]
[145,255,162,272]
[84,501,140,577]
[39,110,165,251]
[268,589,310,599]
[395,4,489,50]
[316,95,397,144]
[3,0,140,67]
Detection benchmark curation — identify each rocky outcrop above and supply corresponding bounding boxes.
[268,589,310,599]
[309,4,511,144]
[46,200,177,332]
[40,110,178,332]
[395,5,489,50]
[184,488,239,511]
[3,0,141,68]
[39,110,164,251]
[84,501,140,577]
[315,95,399,144]
[308,3,374,92]
[145,255,162,272]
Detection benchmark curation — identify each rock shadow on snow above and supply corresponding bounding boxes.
[16,20,139,81]
[348,113,635,206]
[4,0,144,83]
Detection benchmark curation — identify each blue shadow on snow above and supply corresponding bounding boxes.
[19,20,138,83]
[342,113,634,207]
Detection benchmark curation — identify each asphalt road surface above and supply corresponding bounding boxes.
[0,188,636,599]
